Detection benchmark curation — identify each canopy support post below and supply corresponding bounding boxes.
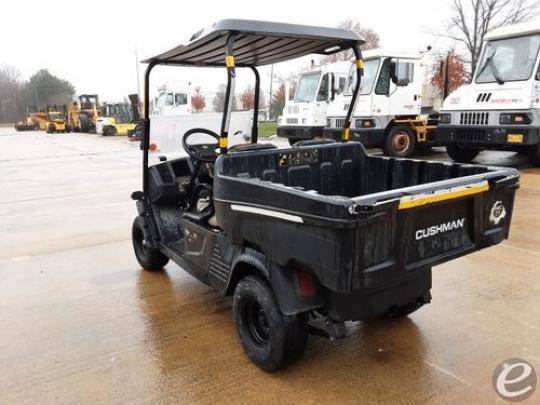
[250,66,260,144]
[342,45,364,143]
[143,60,158,194]
[220,33,238,154]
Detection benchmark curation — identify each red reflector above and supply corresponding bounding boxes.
[295,270,317,298]
[149,143,158,151]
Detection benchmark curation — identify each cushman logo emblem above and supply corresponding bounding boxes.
[489,201,507,225]
[415,218,466,240]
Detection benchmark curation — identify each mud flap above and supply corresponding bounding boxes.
[268,261,325,316]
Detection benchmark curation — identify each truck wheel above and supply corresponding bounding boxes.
[47,124,55,133]
[132,218,169,271]
[446,143,480,163]
[527,144,540,166]
[233,275,308,371]
[384,125,416,157]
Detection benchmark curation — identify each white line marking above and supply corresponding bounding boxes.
[230,204,303,223]
[423,361,476,388]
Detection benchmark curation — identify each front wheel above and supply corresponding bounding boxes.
[383,125,416,157]
[446,143,480,163]
[132,218,169,271]
[233,276,308,371]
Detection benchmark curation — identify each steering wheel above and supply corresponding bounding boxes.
[182,128,220,163]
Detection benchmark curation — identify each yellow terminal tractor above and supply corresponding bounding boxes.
[45,106,67,133]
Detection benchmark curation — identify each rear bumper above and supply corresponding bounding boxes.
[325,268,432,321]
[438,125,540,147]
[277,125,324,140]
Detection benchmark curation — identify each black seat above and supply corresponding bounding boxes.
[182,184,215,224]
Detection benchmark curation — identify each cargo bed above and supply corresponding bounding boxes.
[214,142,519,300]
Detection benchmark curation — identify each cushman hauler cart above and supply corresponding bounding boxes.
[132,20,519,371]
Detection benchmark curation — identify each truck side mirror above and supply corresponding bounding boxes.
[330,74,337,101]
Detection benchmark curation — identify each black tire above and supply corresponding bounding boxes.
[34,124,40,130]
[527,144,540,166]
[446,143,480,163]
[233,275,308,371]
[132,218,169,271]
[383,125,416,157]
[47,124,55,134]
[79,115,90,133]
[65,125,72,133]
[103,126,117,136]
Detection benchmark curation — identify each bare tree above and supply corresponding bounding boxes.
[0,65,25,123]
[321,18,380,63]
[441,0,539,74]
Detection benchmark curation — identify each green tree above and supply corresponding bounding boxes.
[269,83,286,120]
[22,69,75,110]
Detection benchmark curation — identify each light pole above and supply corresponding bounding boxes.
[268,64,274,120]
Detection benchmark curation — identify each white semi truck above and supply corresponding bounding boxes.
[277,61,349,144]
[324,49,437,156]
[438,23,540,165]
[151,83,192,116]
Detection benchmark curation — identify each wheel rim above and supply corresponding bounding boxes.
[392,131,410,152]
[244,300,270,348]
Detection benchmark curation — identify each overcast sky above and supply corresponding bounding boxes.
[2,0,535,101]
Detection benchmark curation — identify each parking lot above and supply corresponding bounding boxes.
[1,129,539,404]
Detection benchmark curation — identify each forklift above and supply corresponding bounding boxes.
[97,94,142,136]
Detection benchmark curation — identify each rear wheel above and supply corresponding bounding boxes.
[132,218,169,271]
[233,275,308,371]
[446,143,480,163]
[527,144,540,166]
[384,125,416,157]
[47,124,55,133]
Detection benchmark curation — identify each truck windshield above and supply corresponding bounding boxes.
[476,34,540,83]
[293,72,321,102]
[345,59,379,95]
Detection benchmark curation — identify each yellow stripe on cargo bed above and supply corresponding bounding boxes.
[398,181,489,210]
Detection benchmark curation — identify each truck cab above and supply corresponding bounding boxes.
[438,23,540,165]
[152,83,192,116]
[277,61,349,144]
[324,49,436,157]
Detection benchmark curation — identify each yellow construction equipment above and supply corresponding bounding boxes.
[97,94,141,136]
[67,94,101,133]
[45,105,67,133]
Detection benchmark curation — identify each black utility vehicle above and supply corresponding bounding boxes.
[131,20,519,371]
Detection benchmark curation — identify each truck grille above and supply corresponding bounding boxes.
[286,117,298,124]
[287,105,299,114]
[454,129,486,143]
[460,112,489,125]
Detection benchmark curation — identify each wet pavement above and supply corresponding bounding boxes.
[1,129,539,404]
